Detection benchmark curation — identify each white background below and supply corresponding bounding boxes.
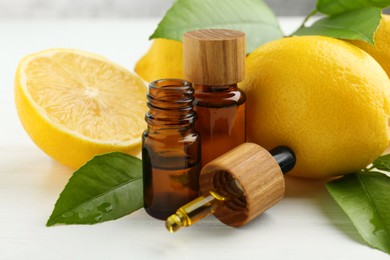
[0,0,316,17]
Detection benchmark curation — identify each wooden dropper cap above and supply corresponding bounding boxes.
[199,143,293,227]
[165,143,295,232]
[183,29,246,85]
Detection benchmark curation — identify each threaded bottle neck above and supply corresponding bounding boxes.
[146,79,196,127]
[194,83,238,92]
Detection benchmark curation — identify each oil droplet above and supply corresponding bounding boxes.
[97,202,113,213]
[78,212,87,220]
[62,211,74,218]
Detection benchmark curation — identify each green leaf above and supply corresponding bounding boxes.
[372,154,390,171]
[326,172,390,254]
[317,0,390,15]
[150,0,283,53]
[293,7,381,44]
[47,152,143,226]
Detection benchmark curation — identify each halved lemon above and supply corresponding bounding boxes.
[15,49,148,169]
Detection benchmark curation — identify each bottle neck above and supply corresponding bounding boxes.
[194,83,238,92]
[146,79,197,129]
[192,82,245,108]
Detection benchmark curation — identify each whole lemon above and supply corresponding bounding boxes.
[135,39,184,82]
[349,14,390,78]
[240,36,390,178]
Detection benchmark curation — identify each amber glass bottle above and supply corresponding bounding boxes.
[183,29,246,166]
[142,79,201,220]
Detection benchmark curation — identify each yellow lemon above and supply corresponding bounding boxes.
[135,39,184,82]
[350,14,390,78]
[15,49,148,169]
[240,36,390,178]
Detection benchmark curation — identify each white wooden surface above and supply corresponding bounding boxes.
[0,18,388,260]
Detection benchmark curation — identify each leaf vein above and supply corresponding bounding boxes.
[357,173,390,237]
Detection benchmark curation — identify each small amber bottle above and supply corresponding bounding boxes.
[142,79,201,220]
[183,29,246,166]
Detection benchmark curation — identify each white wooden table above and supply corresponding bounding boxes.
[0,18,388,260]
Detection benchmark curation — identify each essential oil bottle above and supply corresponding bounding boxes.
[142,79,201,220]
[183,29,246,166]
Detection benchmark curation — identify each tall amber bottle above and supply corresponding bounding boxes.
[183,29,246,166]
[142,79,201,220]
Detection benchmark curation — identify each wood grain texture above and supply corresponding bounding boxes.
[183,29,246,85]
[200,143,285,227]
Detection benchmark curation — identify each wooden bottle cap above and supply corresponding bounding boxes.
[183,29,246,85]
[199,143,285,227]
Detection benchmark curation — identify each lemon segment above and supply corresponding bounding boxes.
[15,49,148,169]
